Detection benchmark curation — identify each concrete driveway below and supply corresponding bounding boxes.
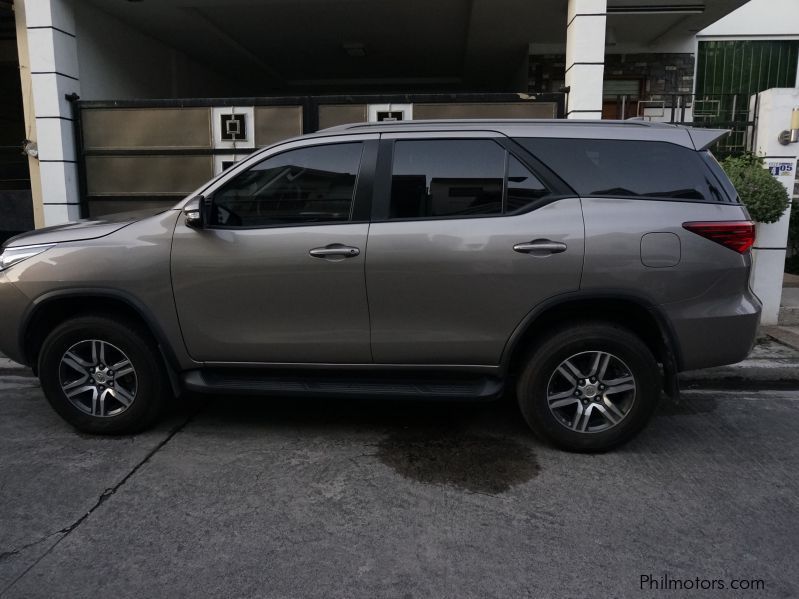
[1,370,798,598]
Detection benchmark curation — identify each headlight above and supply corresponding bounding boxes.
[0,244,55,271]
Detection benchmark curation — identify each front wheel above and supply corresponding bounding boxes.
[38,316,168,434]
[516,322,660,452]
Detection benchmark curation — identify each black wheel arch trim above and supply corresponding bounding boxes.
[499,289,684,375]
[19,287,186,395]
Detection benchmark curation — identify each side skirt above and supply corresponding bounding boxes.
[182,368,505,401]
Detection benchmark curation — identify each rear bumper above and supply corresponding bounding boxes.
[663,287,762,372]
[0,272,30,365]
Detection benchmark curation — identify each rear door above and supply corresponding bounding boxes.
[364,132,585,365]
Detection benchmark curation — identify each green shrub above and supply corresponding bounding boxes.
[720,154,790,224]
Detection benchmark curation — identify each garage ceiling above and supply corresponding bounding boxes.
[85,0,749,93]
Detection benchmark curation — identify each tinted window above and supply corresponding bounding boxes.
[506,155,549,212]
[210,143,363,227]
[390,140,504,219]
[518,138,727,202]
[701,150,739,203]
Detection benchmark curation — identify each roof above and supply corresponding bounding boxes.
[315,119,728,150]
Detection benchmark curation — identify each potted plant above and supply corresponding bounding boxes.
[720,154,790,225]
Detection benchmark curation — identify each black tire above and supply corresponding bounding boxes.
[38,315,168,434]
[516,322,660,452]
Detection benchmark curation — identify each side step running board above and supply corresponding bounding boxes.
[182,369,504,401]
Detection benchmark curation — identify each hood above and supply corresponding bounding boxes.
[3,207,170,248]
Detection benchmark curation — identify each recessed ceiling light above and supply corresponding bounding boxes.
[342,42,367,58]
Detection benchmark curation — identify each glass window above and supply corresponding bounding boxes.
[389,140,504,219]
[518,138,724,202]
[506,155,549,212]
[210,143,363,227]
[701,151,738,203]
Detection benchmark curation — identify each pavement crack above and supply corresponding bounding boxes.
[0,406,202,597]
[0,532,63,564]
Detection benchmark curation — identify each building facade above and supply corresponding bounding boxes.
[0,0,769,235]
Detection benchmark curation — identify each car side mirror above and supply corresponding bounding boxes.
[184,195,206,229]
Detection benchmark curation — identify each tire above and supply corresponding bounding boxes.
[516,321,660,452]
[38,315,168,434]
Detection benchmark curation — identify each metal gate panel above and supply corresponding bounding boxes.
[85,155,213,196]
[82,107,212,150]
[318,104,368,129]
[413,101,557,119]
[253,106,303,146]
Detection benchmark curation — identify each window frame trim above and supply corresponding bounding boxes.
[372,133,571,224]
[200,135,379,231]
[516,137,742,205]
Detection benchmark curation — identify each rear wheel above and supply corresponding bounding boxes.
[516,322,660,452]
[39,316,167,434]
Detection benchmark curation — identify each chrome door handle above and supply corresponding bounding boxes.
[309,244,360,258]
[513,240,568,255]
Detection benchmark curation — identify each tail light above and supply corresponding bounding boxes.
[682,221,755,254]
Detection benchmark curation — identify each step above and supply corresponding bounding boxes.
[779,305,799,326]
[183,369,504,400]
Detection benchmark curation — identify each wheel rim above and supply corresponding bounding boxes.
[546,351,636,433]
[58,340,138,417]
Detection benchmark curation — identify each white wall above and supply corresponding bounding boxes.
[699,0,799,39]
[751,88,799,325]
[74,1,234,100]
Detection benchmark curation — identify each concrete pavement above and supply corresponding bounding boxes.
[1,370,798,598]
[680,332,799,386]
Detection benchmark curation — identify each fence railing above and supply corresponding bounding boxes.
[603,93,758,156]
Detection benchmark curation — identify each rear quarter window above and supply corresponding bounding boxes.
[700,150,739,203]
[517,138,735,203]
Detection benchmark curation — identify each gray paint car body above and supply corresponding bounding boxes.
[0,119,760,386]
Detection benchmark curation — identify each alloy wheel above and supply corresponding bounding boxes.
[546,351,636,433]
[58,339,138,417]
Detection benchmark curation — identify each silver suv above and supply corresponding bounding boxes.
[0,120,761,451]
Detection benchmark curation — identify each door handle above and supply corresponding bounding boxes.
[309,244,360,259]
[513,239,568,255]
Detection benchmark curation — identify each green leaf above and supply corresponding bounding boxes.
[720,154,790,224]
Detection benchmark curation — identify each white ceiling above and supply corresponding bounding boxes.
[85,0,750,93]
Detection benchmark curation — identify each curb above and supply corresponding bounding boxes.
[762,325,799,352]
[0,357,34,378]
[679,359,799,390]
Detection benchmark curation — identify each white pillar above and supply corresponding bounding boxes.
[565,0,606,119]
[751,88,799,325]
[16,0,82,227]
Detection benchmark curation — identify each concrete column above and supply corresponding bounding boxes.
[565,0,606,119]
[15,0,81,227]
[751,88,799,325]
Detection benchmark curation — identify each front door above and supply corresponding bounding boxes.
[171,139,375,364]
[365,135,584,365]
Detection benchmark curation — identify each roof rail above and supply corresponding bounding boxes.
[319,118,680,132]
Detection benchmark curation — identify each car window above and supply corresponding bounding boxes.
[210,143,363,227]
[517,138,728,203]
[701,150,739,203]
[389,140,504,219]
[506,155,550,212]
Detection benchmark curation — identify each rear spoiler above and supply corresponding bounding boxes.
[687,128,730,151]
